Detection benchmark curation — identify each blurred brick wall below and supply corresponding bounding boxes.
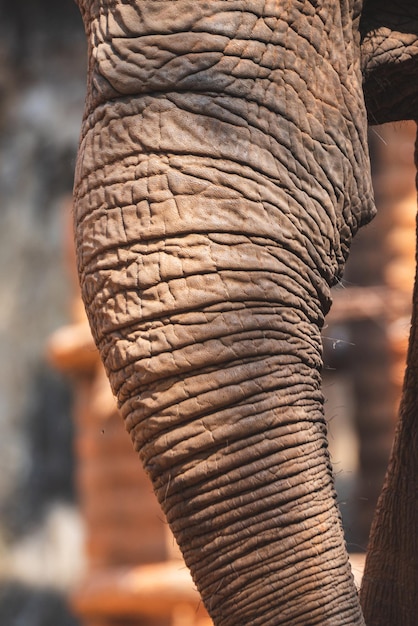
[0,1,86,623]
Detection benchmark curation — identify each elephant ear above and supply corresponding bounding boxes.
[360,0,418,124]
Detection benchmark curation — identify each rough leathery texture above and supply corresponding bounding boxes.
[361,0,418,123]
[74,1,373,624]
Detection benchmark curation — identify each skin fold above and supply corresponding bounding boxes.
[73,1,418,624]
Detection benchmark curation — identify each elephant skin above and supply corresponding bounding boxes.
[73,1,418,624]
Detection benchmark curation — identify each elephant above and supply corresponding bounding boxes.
[73,1,418,624]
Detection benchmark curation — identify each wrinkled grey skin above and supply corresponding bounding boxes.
[73,1,418,624]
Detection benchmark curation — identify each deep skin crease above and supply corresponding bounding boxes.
[73,1,418,624]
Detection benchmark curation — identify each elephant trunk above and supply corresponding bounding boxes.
[74,2,375,624]
[76,129,360,625]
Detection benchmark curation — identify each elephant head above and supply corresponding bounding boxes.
[73,1,418,624]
